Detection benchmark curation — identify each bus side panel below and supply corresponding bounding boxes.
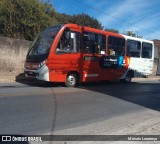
[47,53,82,82]
[82,55,101,82]
[82,55,127,82]
[129,57,153,76]
[47,25,83,83]
[100,68,127,81]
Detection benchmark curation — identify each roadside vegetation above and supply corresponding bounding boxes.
[0,0,141,40]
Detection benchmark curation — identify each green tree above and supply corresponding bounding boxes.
[0,0,56,40]
[123,30,143,38]
[105,28,119,33]
[0,0,104,40]
[54,13,73,25]
[52,13,104,30]
[71,13,103,29]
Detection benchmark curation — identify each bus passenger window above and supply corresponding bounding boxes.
[70,32,81,52]
[98,35,106,54]
[84,32,98,54]
[142,42,152,59]
[108,36,125,56]
[126,40,141,57]
[56,30,80,53]
[83,32,105,54]
[108,38,115,55]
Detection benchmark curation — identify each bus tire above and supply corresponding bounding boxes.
[120,71,133,83]
[65,72,78,87]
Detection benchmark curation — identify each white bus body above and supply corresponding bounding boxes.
[120,35,154,82]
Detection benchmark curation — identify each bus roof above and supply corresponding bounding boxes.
[64,23,125,39]
[121,34,154,44]
[83,26,124,39]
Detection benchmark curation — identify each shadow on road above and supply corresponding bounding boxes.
[15,73,122,88]
[81,81,160,112]
[16,73,160,112]
[15,73,64,87]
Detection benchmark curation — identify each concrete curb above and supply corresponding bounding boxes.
[133,76,160,81]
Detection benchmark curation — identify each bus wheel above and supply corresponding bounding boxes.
[125,72,132,83]
[120,71,132,83]
[65,73,78,87]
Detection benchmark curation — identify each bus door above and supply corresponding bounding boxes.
[82,32,106,82]
[49,27,82,82]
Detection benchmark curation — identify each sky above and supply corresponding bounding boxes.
[51,0,160,40]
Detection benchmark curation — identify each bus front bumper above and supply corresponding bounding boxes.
[24,65,49,81]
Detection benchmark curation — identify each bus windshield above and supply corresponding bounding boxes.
[28,26,61,57]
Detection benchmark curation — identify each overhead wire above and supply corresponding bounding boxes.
[75,0,159,38]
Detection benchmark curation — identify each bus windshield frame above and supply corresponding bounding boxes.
[27,25,62,59]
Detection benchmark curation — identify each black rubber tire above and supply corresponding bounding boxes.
[65,73,78,87]
[125,71,132,82]
[120,71,132,83]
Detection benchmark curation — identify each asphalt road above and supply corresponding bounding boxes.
[0,79,160,137]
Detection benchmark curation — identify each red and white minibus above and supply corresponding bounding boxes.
[24,24,129,87]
